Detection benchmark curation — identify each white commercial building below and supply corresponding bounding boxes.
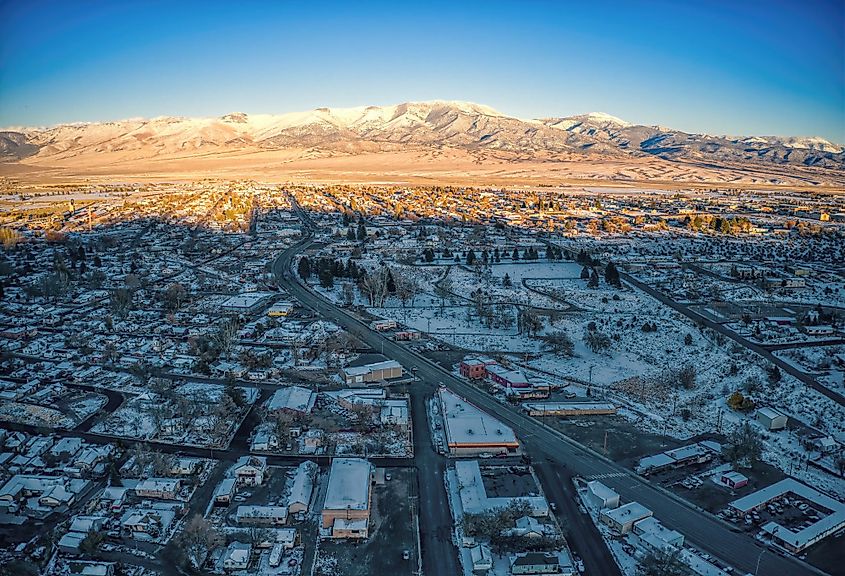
[439,388,519,456]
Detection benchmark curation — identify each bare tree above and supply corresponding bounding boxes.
[435,275,453,313]
[393,267,420,307]
[214,318,240,360]
[177,514,220,569]
[361,266,389,307]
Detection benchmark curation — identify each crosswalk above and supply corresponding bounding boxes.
[585,472,627,480]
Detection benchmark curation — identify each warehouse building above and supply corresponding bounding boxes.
[321,458,374,539]
[341,359,403,386]
[439,388,519,456]
[523,402,617,417]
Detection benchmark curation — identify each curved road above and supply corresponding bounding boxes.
[274,226,825,576]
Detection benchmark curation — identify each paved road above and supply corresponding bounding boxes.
[620,270,845,407]
[274,236,823,576]
[534,460,622,576]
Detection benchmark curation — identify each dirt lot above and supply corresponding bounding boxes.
[658,459,786,513]
[549,414,685,465]
[314,467,418,576]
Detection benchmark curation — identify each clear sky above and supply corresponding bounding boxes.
[1,0,843,141]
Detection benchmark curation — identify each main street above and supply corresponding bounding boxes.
[273,231,823,576]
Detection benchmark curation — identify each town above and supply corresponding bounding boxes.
[0,180,844,576]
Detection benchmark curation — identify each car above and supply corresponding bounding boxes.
[385,472,392,481]
[402,550,410,560]
[576,559,585,573]
[549,502,557,512]
[564,391,577,399]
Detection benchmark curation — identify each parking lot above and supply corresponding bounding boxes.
[480,465,540,498]
[721,491,832,534]
[314,467,418,576]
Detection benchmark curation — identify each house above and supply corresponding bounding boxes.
[169,457,201,476]
[321,458,373,539]
[756,407,788,431]
[720,471,749,489]
[510,551,572,575]
[121,509,176,540]
[393,330,421,341]
[233,456,267,486]
[585,481,620,510]
[49,437,83,461]
[300,430,324,455]
[134,478,180,500]
[817,436,839,455]
[214,478,236,505]
[287,461,316,514]
[341,360,403,386]
[236,505,288,526]
[369,319,397,331]
[632,516,685,552]
[600,502,653,534]
[39,484,77,507]
[379,401,410,426]
[222,541,252,571]
[804,325,835,337]
[99,487,128,511]
[251,429,278,452]
[266,386,316,415]
[507,516,549,538]
[469,544,493,571]
[57,531,86,554]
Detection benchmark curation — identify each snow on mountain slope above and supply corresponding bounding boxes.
[3,101,842,172]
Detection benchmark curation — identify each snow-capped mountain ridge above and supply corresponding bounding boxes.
[1,101,842,171]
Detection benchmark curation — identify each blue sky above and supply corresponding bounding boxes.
[1,0,843,141]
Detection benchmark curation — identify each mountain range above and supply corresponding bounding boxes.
[2,101,843,186]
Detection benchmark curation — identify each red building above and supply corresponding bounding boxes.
[459,357,498,380]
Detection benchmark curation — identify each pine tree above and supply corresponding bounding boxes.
[357,222,367,240]
[512,248,520,260]
[297,257,311,279]
[605,262,621,287]
[503,273,512,287]
[466,250,476,265]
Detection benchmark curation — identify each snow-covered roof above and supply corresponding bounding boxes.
[439,388,518,448]
[601,502,653,525]
[587,480,619,502]
[267,386,316,413]
[288,461,316,506]
[455,460,548,516]
[323,458,372,511]
[343,360,402,377]
[756,407,786,420]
